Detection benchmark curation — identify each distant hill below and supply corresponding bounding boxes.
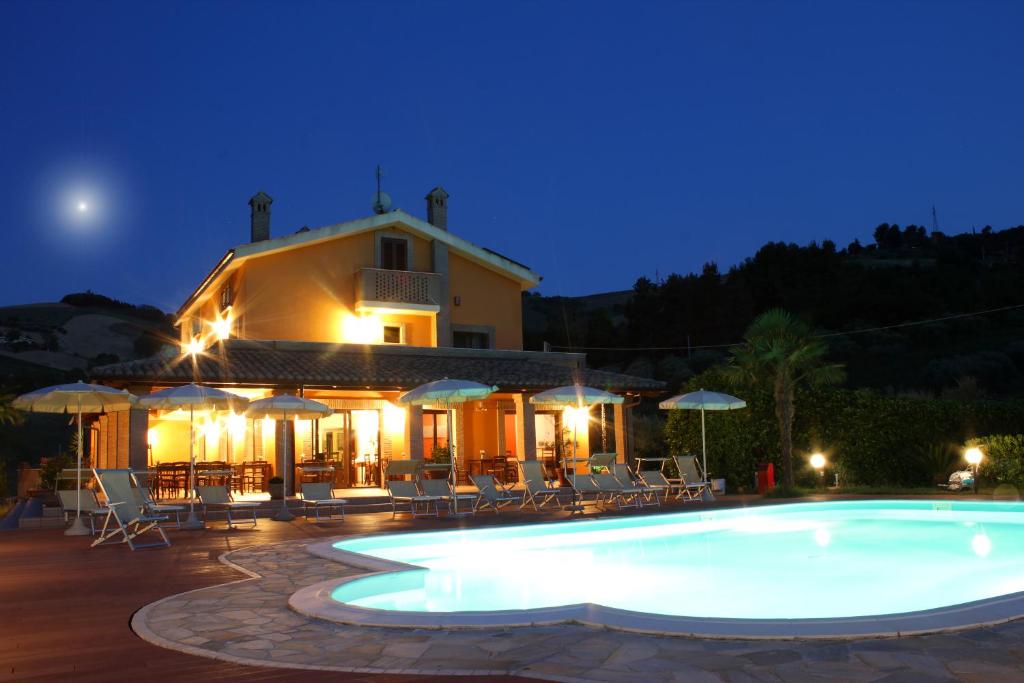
[0,293,175,391]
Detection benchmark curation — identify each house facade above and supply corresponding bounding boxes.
[91,186,663,491]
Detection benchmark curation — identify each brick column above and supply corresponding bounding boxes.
[128,408,150,470]
[405,404,424,459]
[513,394,537,461]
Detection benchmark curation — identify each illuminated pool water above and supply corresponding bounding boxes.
[328,501,1024,623]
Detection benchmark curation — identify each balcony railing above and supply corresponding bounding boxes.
[355,268,442,311]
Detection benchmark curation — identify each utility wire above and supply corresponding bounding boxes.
[549,302,1024,353]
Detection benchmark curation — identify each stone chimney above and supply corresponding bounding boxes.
[425,186,449,230]
[248,191,272,242]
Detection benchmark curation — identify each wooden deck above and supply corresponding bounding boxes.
[1,509,570,682]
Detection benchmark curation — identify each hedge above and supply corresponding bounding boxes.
[971,434,1024,491]
[662,372,1024,490]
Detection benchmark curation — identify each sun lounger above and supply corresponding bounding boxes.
[300,482,346,522]
[420,477,479,515]
[387,479,442,518]
[519,460,566,511]
[195,484,259,528]
[589,453,642,510]
[635,463,675,502]
[57,488,110,534]
[673,455,710,501]
[612,463,660,507]
[470,474,518,513]
[130,474,185,528]
[91,469,170,550]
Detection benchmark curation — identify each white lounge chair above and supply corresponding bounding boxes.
[590,453,642,510]
[519,460,566,511]
[470,474,518,513]
[130,475,185,528]
[57,488,110,535]
[91,469,170,550]
[195,485,259,528]
[387,479,441,518]
[635,459,675,502]
[673,455,710,501]
[420,477,479,515]
[612,463,660,507]
[300,482,346,522]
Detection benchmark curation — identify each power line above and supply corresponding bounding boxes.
[549,303,1024,353]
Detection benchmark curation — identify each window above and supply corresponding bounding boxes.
[380,237,408,270]
[422,410,449,458]
[220,283,232,310]
[382,324,404,344]
[453,330,490,349]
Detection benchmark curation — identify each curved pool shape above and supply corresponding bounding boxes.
[293,501,1024,638]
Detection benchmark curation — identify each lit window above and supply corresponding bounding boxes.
[383,324,404,344]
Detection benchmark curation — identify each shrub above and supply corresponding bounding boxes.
[971,435,1024,489]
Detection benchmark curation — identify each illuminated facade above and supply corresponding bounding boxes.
[92,188,662,491]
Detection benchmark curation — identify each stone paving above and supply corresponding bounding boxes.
[133,539,1024,682]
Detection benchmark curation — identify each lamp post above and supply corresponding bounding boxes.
[965,447,983,492]
[810,452,826,491]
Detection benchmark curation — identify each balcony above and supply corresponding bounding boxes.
[354,267,442,314]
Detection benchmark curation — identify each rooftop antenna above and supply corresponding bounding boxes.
[931,205,940,233]
[372,164,392,214]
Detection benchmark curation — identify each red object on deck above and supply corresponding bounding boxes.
[756,462,775,494]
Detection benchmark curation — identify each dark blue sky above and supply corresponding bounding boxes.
[2,1,1022,311]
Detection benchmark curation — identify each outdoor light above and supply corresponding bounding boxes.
[147,428,158,446]
[971,532,992,558]
[210,315,231,340]
[184,336,204,356]
[810,453,826,470]
[965,447,983,467]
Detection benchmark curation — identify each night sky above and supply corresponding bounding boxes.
[1,1,1022,310]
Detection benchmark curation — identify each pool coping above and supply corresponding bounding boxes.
[293,521,1024,641]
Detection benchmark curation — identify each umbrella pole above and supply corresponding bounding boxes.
[66,400,89,536]
[273,412,295,521]
[700,406,713,501]
[182,406,204,529]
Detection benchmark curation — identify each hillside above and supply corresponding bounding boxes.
[524,223,1024,398]
[0,294,175,391]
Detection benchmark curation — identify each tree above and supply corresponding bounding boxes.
[720,310,845,486]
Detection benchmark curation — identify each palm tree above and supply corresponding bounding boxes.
[721,310,844,487]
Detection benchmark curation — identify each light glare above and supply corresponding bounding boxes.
[810,453,826,470]
[965,447,983,466]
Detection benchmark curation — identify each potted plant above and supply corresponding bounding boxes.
[268,476,284,500]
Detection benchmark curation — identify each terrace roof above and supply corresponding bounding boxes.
[90,339,665,394]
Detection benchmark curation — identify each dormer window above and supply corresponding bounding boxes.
[220,283,233,309]
[380,237,408,271]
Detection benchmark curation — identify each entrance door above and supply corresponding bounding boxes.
[321,409,381,488]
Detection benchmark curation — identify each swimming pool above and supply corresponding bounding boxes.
[292,501,1024,638]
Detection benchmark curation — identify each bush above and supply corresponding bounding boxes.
[664,369,1024,489]
[972,435,1024,489]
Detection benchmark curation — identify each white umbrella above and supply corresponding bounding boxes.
[398,379,496,515]
[245,395,332,521]
[659,388,746,494]
[531,385,623,508]
[13,381,137,536]
[139,384,249,529]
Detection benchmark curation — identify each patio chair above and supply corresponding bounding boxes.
[590,453,642,510]
[300,482,347,522]
[612,463,660,507]
[470,474,518,513]
[635,462,675,502]
[519,460,566,511]
[195,485,259,528]
[420,476,479,516]
[130,474,185,528]
[386,479,441,518]
[91,469,170,550]
[673,455,710,501]
[57,488,110,535]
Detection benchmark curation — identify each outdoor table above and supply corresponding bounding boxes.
[295,464,334,486]
[195,468,234,488]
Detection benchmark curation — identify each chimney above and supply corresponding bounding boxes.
[425,186,449,230]
[248,191,272,242]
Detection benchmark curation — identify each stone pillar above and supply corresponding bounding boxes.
[431,240,451,347]
[275,419,295,495]
[405,404,424,460]
[514,394,537,461]
[128,408,150,470]
[496,407,506,458]
[614,403,632,464]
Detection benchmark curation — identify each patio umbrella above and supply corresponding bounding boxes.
[659,389,746,495]
[530,385,624,507]
[245,395,332,522]
[13,382,137,536]
[139,384,249,529]
[398,379,497,515]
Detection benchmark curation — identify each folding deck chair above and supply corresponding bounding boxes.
[519,460,566,511]
[300,482,347,522]
[91,469,170,550]
[195,485,259,528]
[470,474,518,513]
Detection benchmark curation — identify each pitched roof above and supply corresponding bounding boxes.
[90,340,665,394]
[177,209,542,321]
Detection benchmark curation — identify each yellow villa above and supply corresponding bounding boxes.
[90,185,663,493]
